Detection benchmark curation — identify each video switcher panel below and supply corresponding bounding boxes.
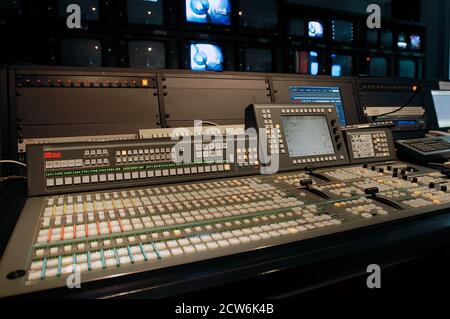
[1,104,450,297]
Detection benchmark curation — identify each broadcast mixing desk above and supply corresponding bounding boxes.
[1,104,450,298]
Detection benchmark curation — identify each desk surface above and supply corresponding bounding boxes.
[1,181,450,299]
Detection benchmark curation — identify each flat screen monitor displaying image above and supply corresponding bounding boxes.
[308,21,324,38]
[367,29,379,45]
[431,91,450,128]
[58,0,99,21]
[0,0,23,15]
[60,38,102,67]
[128,41,166,68]
[331,20,353,43]
[381,31,393,47]
[294,51,321,75]
[368,57,388,77]
[397,33,407,49]
[282,115,335,157]
[186,0,231,25]
[239,0,278,30]
[289,86,347,126]
[190,43,223,71]
[410,34,421,50]
[289,19,305,37]
[331,54,353,77]
[127,0,164,25]
[398,59,416,78]
[244,48,272,72]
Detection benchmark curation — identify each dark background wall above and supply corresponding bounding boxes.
[0,0,448,80]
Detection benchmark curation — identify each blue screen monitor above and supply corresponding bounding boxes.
[331,54,353,77]
[397,33,407,49]
[431,91,450,128]
[186,0,231,25]
[190,44,223,71]
[289,86,347,126]
[308,21,324,38]
[410,34,421,50]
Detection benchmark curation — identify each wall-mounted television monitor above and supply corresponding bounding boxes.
[308,21,324,38]
[331,20,353,43]
[186,0,231,25]
[367,57,388,77]
[128,40,166,69]
[398,59,416,78]
[60,38,102,67]
[58,0,99,21]
[397,33,407,49]
[289,19,305,37]
[331,54,353,77]
[127,0,164,25]
[381,31,393,47]
[410,34,421,50]
[243,48,272,72]
[190,43,224,71]
[0,0,23,15]
[366,29,379,45]
[238,0,278,30]
[294,51,321,75]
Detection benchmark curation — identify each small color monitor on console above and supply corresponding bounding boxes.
[289,86,347,126]
[431,91,450,129]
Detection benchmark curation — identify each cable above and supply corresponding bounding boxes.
[0,176,27,183]
[194,121,220,127]
[0,160,27,167]
[371,85,420,122]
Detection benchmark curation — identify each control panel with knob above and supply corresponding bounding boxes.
[245,104,350,172]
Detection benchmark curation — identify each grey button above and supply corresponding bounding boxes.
[99,174,107,182]
[55,178,63,186]
[82,176,90,183]
[64,177,72,185]
[91,175,99,183]
[46,178,55,187]
[73,176,81,184]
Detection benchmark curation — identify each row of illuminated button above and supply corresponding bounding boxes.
[28,217,343,282]
[116,148,172,156]
[292,155,344,165]
[116,154,171,164]
[46,164,232,187]
[281,108,332,114]
[45,158,109,170]
[84,149,108,157]
[46,159,83,169]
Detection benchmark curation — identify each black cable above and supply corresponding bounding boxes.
[371,86,421,122]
